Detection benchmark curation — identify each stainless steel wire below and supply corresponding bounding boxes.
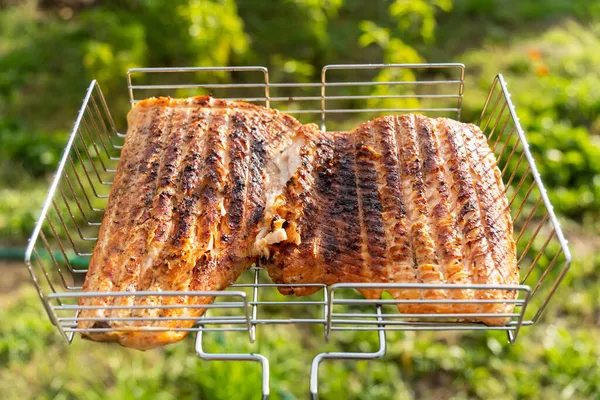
[25,64,571,398]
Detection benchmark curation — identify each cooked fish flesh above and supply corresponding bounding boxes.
[254,114,519,325]
[78,96,318,349]
[80,98,519,349]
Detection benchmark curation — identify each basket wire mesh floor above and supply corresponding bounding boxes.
[25,63,571,398]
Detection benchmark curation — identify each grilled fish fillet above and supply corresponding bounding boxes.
[255,114,519,325]
[78,96,317,349]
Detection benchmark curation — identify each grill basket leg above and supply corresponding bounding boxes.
[195,329,270,399]
[309,305,386,399]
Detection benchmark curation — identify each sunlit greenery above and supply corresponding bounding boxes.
[1,0,599,398]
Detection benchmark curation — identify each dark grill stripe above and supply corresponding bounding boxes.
[331,135,363,275]
[226,112,250,232]
[112,107,159,203]
[100,107,167,308]
[118,107,168,240]
[355,127,387,268]
[463,125,509,283]
[396,116,434,274]
[317,137,342,267]
[194,112,229,251]
[294,135,335,246]
[133,105,191,318]
[413,115,442,269]
[351,125,384,299]
[161,107,207,318]
[182,110,230,309]
[414,116,449,284]
[385,116,421,306]
[246,122,269,229]
[445,122,478,274]
[445,121,495,291]
[120,107,174,296]
[395,115,445,303]
[170,110,208,247]
[436,121,471,287]
[375,118,413,276]
[146,108,180,246]
[104,108,161,250]
[139,107,191,285]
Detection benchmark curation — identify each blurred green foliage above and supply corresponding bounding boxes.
[1,0,600,398]
[461,20,600,221]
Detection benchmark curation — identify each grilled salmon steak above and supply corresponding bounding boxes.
[80,98,519,349]
[254,114,519,325]
[78,96,318,349]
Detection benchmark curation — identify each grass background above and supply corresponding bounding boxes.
[1,0,600,398]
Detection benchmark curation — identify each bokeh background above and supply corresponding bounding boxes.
[1,0,600,398]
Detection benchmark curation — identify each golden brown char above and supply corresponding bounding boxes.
[257,114,519,325]
[81,100,519,349]
[78,96,316,349]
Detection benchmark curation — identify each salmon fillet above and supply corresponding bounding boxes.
[254,114,519,325]
[78,96,318,349]
[80,101,519,349]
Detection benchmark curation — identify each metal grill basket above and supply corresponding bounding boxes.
[25,64,571,398]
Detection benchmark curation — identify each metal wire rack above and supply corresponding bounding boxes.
[25,63,571,399]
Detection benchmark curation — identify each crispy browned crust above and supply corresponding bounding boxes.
[260,114,519,325]
[81,103,518,349]
[78,96,316,349]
